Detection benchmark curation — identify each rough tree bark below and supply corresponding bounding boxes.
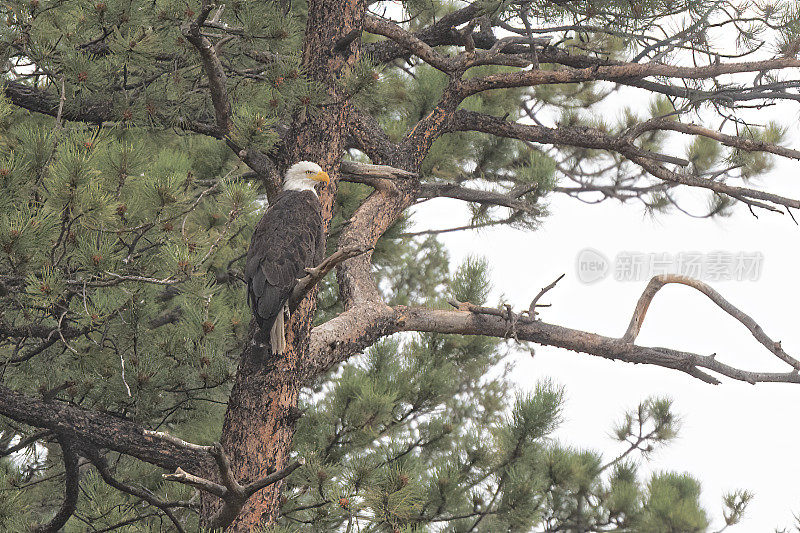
[4,2,800,530]
[210,0,367,529]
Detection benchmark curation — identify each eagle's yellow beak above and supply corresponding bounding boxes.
[312,171,330,184]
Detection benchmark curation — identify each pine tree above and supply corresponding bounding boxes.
[1,0,799,531]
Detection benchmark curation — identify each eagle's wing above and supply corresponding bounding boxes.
[245,190,324,331]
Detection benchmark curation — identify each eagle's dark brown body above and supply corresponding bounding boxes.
[245,189,324,352]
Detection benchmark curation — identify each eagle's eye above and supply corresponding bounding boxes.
[306,170,314,175]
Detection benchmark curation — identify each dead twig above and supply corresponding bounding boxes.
[528,273,565,318]
[289,245,373,311]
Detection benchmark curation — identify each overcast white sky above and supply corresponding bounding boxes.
[413,142,800,529]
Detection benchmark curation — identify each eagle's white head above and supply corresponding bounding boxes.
[283,161,330,194]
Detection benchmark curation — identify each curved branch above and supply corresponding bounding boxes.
[32,434,79,533]
[364,15,457,72]
[289,245,373,311]
[347,109,401,164]
[83,445,188,533]
[623,274,800,371]
[333,162,416,308]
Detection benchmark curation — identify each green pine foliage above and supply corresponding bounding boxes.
[1,0,788,529]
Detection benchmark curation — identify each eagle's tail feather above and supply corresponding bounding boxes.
[270,305,287,355]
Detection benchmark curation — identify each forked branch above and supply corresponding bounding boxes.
[160,441,304,529]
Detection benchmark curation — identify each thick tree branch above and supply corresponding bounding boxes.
[363,15,458,72]
[0,320,87,342]
[309,277,800,386]
[182,1,232,134]
[3,81,220,137]
[364,3,484,63]
[333,162,416,308]
[32,434,79,533]
[0,385,211,475]
[346,109,401,164]
[339,160,417,186]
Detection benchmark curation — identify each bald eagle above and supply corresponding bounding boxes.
[245,161,330,354]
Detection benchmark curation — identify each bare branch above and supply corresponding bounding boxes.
[623,274,800,372]
[528,273,565,317]
[289,245,374,311]
[339,160,541,212]
[161,441,304,529]
[243,458,304,495]
[143,430,214,453]
[2,81,220,137]
[163,467,227,498]
[339,160,416,189]
[308,277,800,386]
[418,182,541,213]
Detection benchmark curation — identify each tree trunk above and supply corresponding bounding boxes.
[206,0,366,529]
